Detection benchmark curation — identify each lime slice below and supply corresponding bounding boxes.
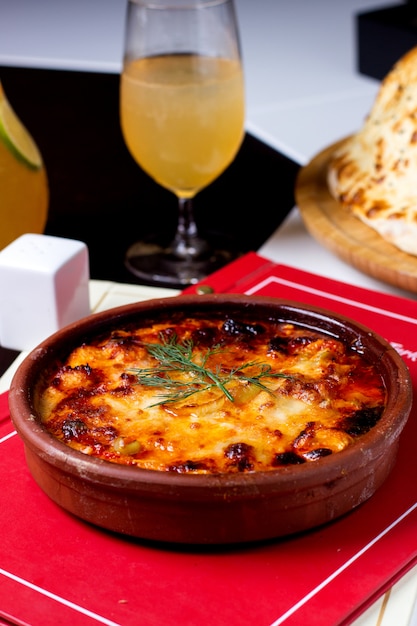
[0,86,43,170]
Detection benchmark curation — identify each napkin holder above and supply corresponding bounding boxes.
[0,234,90,351]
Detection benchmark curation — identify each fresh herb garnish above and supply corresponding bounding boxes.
[129,333,291,407]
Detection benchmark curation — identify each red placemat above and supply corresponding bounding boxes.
[1,253,417,626]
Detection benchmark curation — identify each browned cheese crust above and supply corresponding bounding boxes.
[36,314,386,473]
[327,46,417,255]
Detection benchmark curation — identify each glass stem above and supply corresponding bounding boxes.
[170,196,209,260]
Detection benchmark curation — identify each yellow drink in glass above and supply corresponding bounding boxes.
[0,83,48,250]
[120,54,245,199]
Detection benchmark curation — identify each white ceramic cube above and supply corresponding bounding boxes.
[0,233,91,351]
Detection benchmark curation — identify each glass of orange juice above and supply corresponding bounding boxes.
[120,0,245,286]
[0,82,48,250]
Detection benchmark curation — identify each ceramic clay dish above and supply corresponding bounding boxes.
[8,294,412,545]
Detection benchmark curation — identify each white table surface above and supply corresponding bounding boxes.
[1,1,417,624]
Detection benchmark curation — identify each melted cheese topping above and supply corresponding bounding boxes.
[36,314,386,473]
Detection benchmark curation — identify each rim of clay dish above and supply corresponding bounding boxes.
[8,294,412,499]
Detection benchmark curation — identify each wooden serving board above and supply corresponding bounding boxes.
[295,138,417,295]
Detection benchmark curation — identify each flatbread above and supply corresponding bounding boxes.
[327,46,417,256]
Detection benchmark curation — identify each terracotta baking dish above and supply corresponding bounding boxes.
[8,294,412,545]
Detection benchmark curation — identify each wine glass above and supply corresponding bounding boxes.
[120,0,245,287]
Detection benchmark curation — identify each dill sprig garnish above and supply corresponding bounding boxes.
[129,333,291,407]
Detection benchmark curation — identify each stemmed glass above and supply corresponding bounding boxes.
[120,0,245,286]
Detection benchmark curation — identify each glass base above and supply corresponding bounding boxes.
[125,239,237,288]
